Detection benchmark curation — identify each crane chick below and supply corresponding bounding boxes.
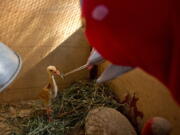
[37,65,61,121]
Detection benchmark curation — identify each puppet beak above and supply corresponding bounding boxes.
[86,48,133,83]
[96,64,133,83]
[86,48,104,69]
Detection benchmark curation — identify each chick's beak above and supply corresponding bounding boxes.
[55,70,61,76]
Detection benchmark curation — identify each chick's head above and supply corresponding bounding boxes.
[47,66,61,76]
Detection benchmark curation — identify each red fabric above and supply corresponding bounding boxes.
[82,0,180,104]
[141,119,153,135]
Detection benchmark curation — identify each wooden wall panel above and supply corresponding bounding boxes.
[99,62,180,135]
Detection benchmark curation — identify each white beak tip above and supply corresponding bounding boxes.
[96,78,102,84]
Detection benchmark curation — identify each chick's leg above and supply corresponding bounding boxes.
[46,106,53,122]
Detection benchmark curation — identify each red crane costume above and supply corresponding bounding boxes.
[81,0,180,104]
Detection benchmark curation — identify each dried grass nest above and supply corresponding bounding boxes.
[4,80,127,135]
